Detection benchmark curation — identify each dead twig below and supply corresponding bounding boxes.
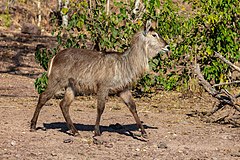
[213,81,240,87]
[214,51,240,72]
[194,63,240,125]
[194,64,239,106]
[194,64,219,96]
[193,51,240,126]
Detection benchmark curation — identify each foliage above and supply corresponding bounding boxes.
[34,46,57,93]
[0,1,11,27]
[141,0,240,93]
[184,0,239,84]
[34,0,240,95]
[0,14,11,27]
[34,72,48,94]
[60,0,145,52]
[35,0,146,94]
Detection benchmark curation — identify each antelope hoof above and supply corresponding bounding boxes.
[94,130,101,137]
[69,128,79,137]
[30,127,36,132]
[141,130,148,139]
[142,133,148,139]
[30,124,36,132]
[73,132,80,137]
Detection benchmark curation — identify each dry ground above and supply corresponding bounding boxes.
[1,73,240,160]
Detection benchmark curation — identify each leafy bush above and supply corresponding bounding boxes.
[34,46,57,93]
[35,0,240,95]
[142,0,239,92]
[35,72,48,94]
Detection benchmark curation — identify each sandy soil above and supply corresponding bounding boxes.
[0,73,240,160]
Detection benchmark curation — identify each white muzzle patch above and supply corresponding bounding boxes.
[162,45,170,52]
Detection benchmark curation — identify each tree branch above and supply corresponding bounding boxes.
[194,64,239,106]
[132,0,145,22]
[194,64,219,96]
[194,55,240,122]
[214,51,240,72]
[213,81,240,87]
[133,0,140,14]
[106,0,110,15]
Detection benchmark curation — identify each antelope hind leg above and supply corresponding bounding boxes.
[60,86,79,136]
[30,88,55,131]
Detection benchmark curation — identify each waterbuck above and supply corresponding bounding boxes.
[30,21,169,138]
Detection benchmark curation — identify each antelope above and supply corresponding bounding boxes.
[30,21,170,138]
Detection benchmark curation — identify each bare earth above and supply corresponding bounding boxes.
[0,32,240,160]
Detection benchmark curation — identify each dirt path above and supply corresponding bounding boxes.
[0,73,240,160]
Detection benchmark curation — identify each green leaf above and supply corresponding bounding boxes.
[61,7,69,15]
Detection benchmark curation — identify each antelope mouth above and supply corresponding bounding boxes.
[162,45,170,52]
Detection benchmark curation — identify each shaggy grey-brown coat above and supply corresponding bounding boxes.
[30,21,169,138]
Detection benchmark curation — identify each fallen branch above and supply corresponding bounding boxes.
[106,0,110,15]
[194,63,240,114]
[214,51,240,72]
[194,64,219,96]
[213,81,240,87]
[235,93,240,98]
[192,52,240,126]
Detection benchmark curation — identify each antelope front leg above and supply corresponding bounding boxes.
[94,88,108,136]
[119,89,147,138]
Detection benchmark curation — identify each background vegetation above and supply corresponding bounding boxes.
[34,0,239,95]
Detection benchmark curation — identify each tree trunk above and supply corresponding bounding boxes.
[37,0,41,27]
[58,0,62,10]
[106,0,110,15]
[61,0,69,27]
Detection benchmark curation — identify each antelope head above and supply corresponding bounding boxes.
[143,20,170,59]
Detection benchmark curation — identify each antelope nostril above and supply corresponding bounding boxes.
[161,45,170,52]
[166,45,170,51]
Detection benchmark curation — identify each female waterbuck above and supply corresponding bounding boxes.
[30,21,169,138]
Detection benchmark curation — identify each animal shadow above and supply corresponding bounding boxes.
[43,122,158,141]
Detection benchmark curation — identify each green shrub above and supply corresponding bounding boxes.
[35,0,239,95]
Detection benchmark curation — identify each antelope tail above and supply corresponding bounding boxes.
[47,56,55,77]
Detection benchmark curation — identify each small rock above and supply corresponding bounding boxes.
[231,152,240,157]
[29,152,38,157]
[178,150,183,153]
[63,138,73,143]
[21,23,41,35]
[104,143,113,148]
[10,140,16,146]
[173,133,177,137]
[133,153,139,157]
[15,154,21,158]
[41,127,47,131]
[157,142,168,149]
[92,137,105,145]
[51,152,57,156]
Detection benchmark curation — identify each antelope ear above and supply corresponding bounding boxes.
[144,20,152,35]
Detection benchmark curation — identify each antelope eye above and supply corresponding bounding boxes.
[152,33,157,37]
